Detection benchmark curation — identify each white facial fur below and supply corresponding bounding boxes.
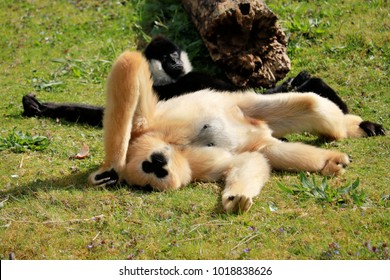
[148,51,193,86]
[180,51,193,75]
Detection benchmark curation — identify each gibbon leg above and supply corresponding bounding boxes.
[22,93,104,126]
[261,140,350,176]
[89,51,158,186]
[240,92,385,140]
[182,148,270,213]
[239,92,348,139]
[221,152,270,213]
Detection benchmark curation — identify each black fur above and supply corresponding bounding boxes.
[359,121,386,136]
[142,152,169,178]
[154,71,239,100]
[94,168,119,187]
[22,93,104,126]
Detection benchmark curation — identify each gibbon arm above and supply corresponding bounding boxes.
[89,51,158,185]
[221,152,270,213]
[22,94,104,127]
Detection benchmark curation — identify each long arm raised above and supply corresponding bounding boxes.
[89,51,158,186]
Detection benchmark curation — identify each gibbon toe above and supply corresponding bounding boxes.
[222,194,253,214]
[359,121,386,136]
[88,168,119,187]
[321,152,350,176]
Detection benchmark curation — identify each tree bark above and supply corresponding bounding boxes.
[181,0,290,88]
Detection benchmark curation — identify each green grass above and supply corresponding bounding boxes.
[0,0,389,260]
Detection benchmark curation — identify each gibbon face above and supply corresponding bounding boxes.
[144,35,192,86]
[124,134,192,191]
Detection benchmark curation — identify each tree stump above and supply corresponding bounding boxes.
[181,0,290,88]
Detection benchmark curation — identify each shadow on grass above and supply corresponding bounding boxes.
[2,168,228,215]
[0,168,153,199]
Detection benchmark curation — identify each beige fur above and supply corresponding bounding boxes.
[89,51,373,213]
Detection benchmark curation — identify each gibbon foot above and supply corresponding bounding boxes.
[290,71,312,88]
[359,121,386,136]
[264,71,311,94]
[321,152,350,176]
[22,93,43,117]
[222,193,253,214]
[89,168,119,187]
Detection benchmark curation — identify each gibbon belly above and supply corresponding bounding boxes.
[153,90,260,150]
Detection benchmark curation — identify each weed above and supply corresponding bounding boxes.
[277,172,367,207]
[379,195,390,208]
[50,58,112,84]
[0,129,50,153]
[32,77,64,92]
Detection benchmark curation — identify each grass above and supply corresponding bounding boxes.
[0,0,389,260]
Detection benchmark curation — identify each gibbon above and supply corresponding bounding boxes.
[23,36,356,126]
[88,51,385,213]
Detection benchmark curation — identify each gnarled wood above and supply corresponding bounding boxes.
[181,0,290,88]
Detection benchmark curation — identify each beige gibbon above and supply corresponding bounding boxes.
[89,51,383,213]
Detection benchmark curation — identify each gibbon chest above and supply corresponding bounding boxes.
[150,90,271,152]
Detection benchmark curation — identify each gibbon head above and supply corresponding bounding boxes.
[144,35,192,86]
[124,134,192,191]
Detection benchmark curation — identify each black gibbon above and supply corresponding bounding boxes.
[23,36,357,127]
[88,51,384,213]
